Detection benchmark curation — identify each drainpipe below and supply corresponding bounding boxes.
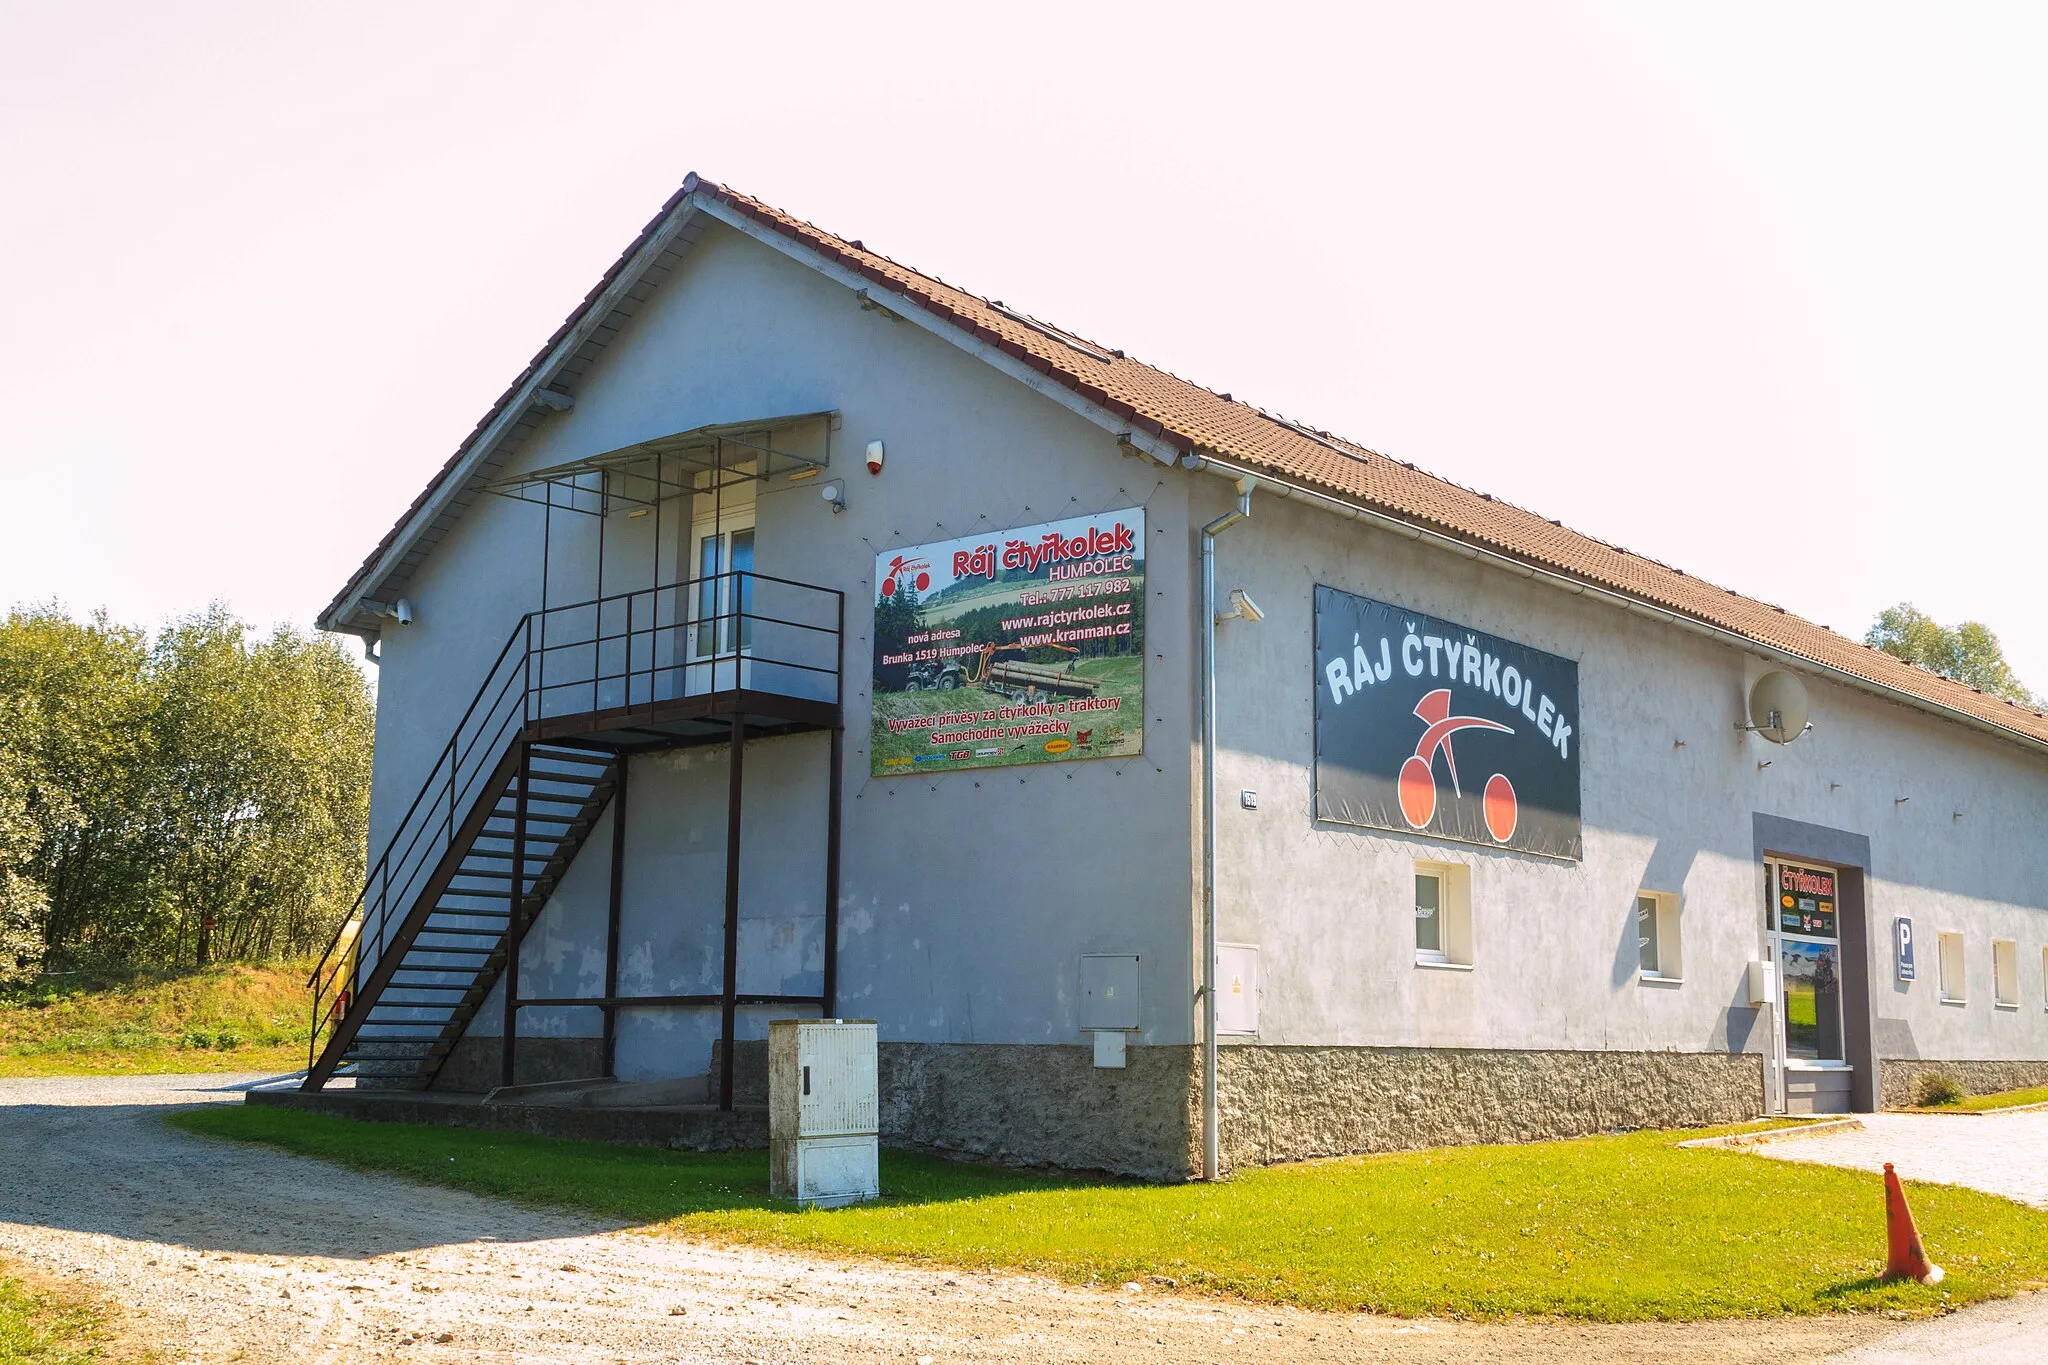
[1200,474,1255,1180]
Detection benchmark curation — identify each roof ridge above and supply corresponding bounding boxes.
[323,172,2048,753]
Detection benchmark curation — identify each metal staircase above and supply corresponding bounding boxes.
[327,741,618,1090]
[305,570,847,1099]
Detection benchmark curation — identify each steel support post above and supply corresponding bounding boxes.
[501,741,531,1089]
[718,713,745,1110]
[822,725,843,1017]
[600,753,628,1077]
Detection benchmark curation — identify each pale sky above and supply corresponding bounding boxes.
[3,3,2045,689]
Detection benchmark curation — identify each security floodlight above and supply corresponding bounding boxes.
[1216,589,1263,624]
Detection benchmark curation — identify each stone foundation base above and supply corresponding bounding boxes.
[1212,1046,1766,1172]
[1880,1057,2048,1108]
[713,1039,1196,1181]
[432,1037,606,1093]
[408,1035,1772,1179]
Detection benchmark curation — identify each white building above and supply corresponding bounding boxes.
[294,176,2048,1179]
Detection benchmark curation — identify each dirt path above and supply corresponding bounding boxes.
[0,1074,1934,1362]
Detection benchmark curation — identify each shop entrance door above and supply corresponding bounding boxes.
[1765,859,1853,1114]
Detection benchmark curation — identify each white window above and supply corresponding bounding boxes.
[1637,890,1682,981]
[1937,931,1967,1004]
[1993,940,2019,1010]
[1413,862,1473,968]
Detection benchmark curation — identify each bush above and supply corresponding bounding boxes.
[1914,1072,1966,1107]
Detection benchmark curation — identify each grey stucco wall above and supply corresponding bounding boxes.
[1199,482,2048,1070]
[366,220,1199,1061]
[359,202,2046,1154]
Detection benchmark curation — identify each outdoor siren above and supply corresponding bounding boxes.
[865,440,886,475]
[1740,670,1811,744]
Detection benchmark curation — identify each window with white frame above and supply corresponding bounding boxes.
[1993,939,2019,1009]
[1414,862,1472,968]
[1637,890,1682,980]
[1937,931,1967,1004]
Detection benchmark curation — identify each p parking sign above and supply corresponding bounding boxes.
[1895,916,1916,982]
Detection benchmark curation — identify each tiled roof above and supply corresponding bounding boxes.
[325,175,2048,752]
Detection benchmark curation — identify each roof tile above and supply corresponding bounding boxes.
[322,177,2048,751]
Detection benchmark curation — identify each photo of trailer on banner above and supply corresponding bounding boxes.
[870,507,1146,776]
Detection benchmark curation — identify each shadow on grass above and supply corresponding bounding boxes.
[156,1105,2048,1320]
[169,1104,1119,1225]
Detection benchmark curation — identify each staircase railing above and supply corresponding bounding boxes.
[306,570,844,1075]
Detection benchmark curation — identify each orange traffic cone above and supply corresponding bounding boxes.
[1882,1162,1944,1285]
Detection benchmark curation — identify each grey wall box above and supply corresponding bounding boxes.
[1080,954,1141,1031]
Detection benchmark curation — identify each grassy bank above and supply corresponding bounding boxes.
[0,1259,132,1363]
[0,965,309,1077]
[173,1106,2048,1321]
[1913,1083,2048,1113]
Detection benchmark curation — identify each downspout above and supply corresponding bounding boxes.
[1200,474,1255,1180]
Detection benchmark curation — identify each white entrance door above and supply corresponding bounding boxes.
[1765,858,1852,1114]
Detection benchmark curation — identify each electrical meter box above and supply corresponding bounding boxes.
[768,1019,879,1208]
[1079,954,1140,1031]
[1216,943,1260,1035]
[1747,959,1776,1007]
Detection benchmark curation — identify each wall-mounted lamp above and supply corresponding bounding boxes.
[821,479,847,514]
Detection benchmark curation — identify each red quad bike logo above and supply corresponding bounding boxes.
[880,555,931,598]
[1397,688,1521,843]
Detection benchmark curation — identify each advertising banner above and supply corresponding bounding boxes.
[871,507,1145,777]
[1313,586,1582,859]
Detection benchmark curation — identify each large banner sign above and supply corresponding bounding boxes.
[1313,586,1582,859]
[871,507,1145,777]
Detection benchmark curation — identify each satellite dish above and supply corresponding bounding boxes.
[1747,670,1811,744]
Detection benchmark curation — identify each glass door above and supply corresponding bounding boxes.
[689,522,754,692]
[1766,859,1849,1113]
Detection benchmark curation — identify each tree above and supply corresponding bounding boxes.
[1865,603,2040,706]
[0,697,50,985]
[0,603,373,975]
[149,607,373,966]
[0,606,160,971]
[871,585,925,690]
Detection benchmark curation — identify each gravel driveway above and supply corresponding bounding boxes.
[0,1074,2012,1363]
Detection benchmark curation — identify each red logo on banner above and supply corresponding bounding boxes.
[880,554,931,598]
[1396,689,1519,838]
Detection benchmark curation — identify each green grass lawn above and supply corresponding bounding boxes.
[0,1260,129,1363]
[1917,1084,2048,1113]
[0,965,310,1078]
[173,1106,2048,1321]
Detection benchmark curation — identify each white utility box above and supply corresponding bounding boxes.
[769,1019,879,1208]
[1747,959,1776,1007]
[1216,943,1260,1035]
